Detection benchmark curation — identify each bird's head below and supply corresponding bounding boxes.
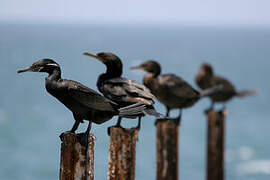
[17,59,60,74]
[199,62,214,77]
[131,60,161,76]
[83,52,123,77]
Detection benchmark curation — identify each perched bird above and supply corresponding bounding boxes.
[83,52,162,129]
[131,60,222,124]
[17,59,140,145]
[195,62,257,110]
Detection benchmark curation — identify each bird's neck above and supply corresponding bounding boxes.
[143,73,158,91]
[97,65,122,90]
[97,73,111,88]
[97,73,115,87]
[47,69,61,81]
[98,69,121,83]
[106,66,122,78]
[152,69,161,77]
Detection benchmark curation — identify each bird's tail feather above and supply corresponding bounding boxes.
[236,89,257,98]
[118,103,147,117]
[143,109,164,118]
[118,103,164,118]
[200,84,223,97]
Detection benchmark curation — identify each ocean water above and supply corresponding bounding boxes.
[0,23,269,180]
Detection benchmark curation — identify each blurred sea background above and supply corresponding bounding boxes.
[1,0,270,179]
[0,23,269,180]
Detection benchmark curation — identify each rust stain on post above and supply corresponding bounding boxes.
[156,119,179,180]
[107,127,139,180]
[59,132,96,180]
[206,110,226,180]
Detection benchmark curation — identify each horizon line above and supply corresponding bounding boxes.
[1,19,270,29]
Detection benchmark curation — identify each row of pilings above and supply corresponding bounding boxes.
[59,110,226,180]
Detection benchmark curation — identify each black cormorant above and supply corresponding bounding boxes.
[17,59,141,144]
[195,62,257,109]
[83,52,162,129]
[131,60,222,124]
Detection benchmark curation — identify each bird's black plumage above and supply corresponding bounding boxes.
[17,59,139,143]
[83,52,162,129]
[131,60,221,124]
[195,62,256,109]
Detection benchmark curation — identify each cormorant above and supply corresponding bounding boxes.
[195,62,257,109]
[83,52,162,129]
[131,60,222,124]
[17,59,142,144]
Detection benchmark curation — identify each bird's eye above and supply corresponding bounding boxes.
[32,64,38,68]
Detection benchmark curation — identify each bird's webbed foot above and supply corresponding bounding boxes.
[107,124,125,136]
[172,109,182,126]
[107,117,125,136]
[155,117,180,126]
[219,107,227,116]
[131,117,141,131]
[130,126,140,131]
[59,119,80,141]
[204,108,213,114]
[130,117,141,142]
[173,116,181,126]
[76,121,92,147]
[129,127,140,142]
[59,131,75,141]
[77,132,89,147]
[154,117,170,125]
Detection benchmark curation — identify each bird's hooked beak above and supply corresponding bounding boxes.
[130,65,144,70]
[17,66,43,73]
[83,52,105,63]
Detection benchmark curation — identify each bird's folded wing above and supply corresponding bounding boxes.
[211,76,235,92]
[66,80,116,112]
[159,74,199,98]
[102,77,155,105]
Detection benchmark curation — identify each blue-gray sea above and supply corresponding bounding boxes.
[0,23,269,180]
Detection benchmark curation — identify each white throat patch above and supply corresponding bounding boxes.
[47,63,59,67]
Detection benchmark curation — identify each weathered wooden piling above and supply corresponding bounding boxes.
[156,119,179,180]
[107,127,139,180]
[206,110,226,180]
[60,132,96,180]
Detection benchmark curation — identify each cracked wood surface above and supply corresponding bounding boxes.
[60,132,96,180]
[156,119,179,180]
[107,127,139,180]
[206,110,226,180]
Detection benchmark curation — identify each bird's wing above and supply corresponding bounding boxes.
[100,77,155,105]
[211,76,236,93]
[63,80,116,112]
[158,74,199,98]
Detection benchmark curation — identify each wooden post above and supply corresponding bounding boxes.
[156,119,179,180]
[60,132,96,180]
[107,127,139,180]
[206,110,226,180]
